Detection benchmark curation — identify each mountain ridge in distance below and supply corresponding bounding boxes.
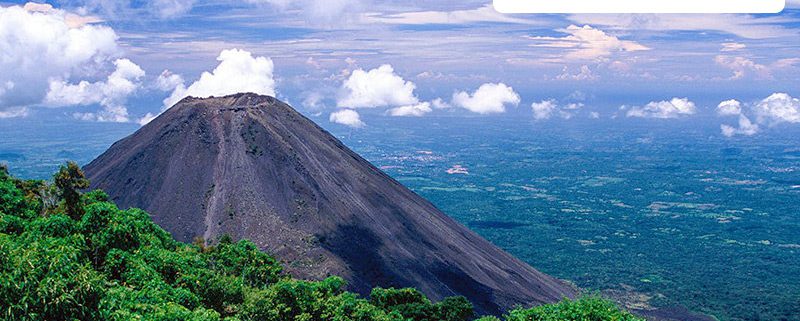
[84,92,576,315]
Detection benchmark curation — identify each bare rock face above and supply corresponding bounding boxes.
[85,93,576,315]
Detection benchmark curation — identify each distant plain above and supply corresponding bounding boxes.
[2,114,799,321]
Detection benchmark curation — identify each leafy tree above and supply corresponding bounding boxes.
[370,287,434,321]
[0,172,27,216]
[505,296,642,321]
[436,296,475,321]
[53,161,90,219]
[369,287,474,321]
[206,237,282,288]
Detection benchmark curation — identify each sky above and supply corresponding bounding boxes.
[0,0,799,137]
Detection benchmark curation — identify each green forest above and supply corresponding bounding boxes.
[0,162,642,321]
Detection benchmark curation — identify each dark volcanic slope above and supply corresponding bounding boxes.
[85,93,576,314]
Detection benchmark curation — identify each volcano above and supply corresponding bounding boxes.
[84,93,576,315]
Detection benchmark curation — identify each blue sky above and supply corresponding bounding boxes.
[0,0,799,136]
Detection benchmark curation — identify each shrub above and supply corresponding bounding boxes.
[505,296,642,321]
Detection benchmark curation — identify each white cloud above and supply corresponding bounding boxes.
[564,103,583,110]
[138,112,158,126]
[164,49,275,109]
[302,92,325,110]
[556,65,597,80]
[567,14,796,39]
[527,25,649,61]
[134,70,186,125]
[754,93,800,124]
[334,63,439,117]
[329,109,364,127]
[717,93,800,137]
[431,98,451,109]
[714,56,769,80]
[21,2,103,27]
[721,115,759,137]
[531,100,583,120]
[773,58,800,69]
[561,103,584,119]
[246,0,363,25]
[717,99,742,116]
[58,0,188,20]
[155,70,185,92]
[566,90,588,101]
[53,63,142,121]
[150,0,196,18]
[714,55,800,80]
[721,42,746,52]
[45,58,145,123]
[362,4,531,25]
[0,3,119,114]
[531,100,557,120]
[452,83,520,114]
[388,102,432,117]
[0,107,29,119]
[337,64,419,109]
[626,98,697,119]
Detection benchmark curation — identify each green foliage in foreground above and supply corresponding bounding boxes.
[503,296,644,321]
[0,163,642,321]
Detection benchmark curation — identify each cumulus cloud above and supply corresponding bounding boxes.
[137,113,158,126]
[718,93,800,137]
[155,70,185,92]
[556,65,597,80]
[388,102,432,117]
[452,83,520,114]
[335,64,439,117]
[526,25,649,61]
[431,98,451,109]
[329,109,364,127]
[714,56,769,80]
[753,93,800,124]
[132,70,187,125]
[721,115,759,137]
[163,49,276,109]
[0,3,119,114]
[562,103,584,120]
[337,64,418,109]
[564,103,583,110]
[626,98,696,119]
[45,58,145,122]
[302,92,325,110]
[531,100,584,120]
[717,99,742,116]
[0,107,29,119]
[531,100,557,120]
[714,56,799,80]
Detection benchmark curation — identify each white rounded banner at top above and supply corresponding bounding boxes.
[493,0,785,13]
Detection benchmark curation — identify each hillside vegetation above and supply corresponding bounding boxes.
[0,162,643,321]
